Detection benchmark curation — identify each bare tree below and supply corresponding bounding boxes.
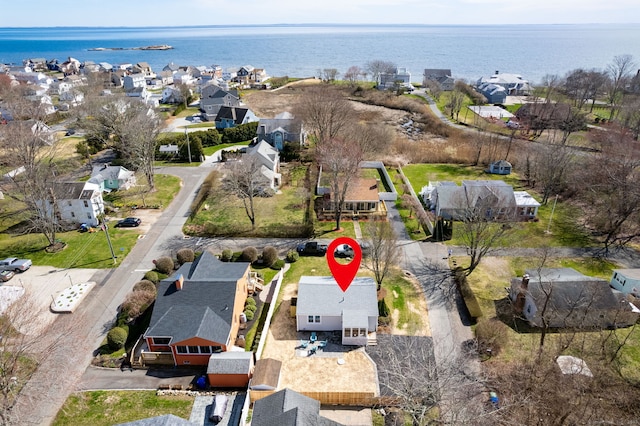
[221,155,271,229]
[78,97,161,189]
[563,68,607,110]
[532,142,574,205]
[606,54,635,120]
[446,88,465,121]
[0,94,62,247]
[424,79,443,101]
[365,59,396,86]
[321,68,339,83]
[295,86,354,149]
[454,188,518,275]
[364,220,399,290]
[317,138,363,231]
[578,126,640,254]
[344,65,363,86]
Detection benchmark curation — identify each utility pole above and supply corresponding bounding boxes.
[185,127,192,164]
[102,219,117,264]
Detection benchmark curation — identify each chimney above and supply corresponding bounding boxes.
[175,274,184,290]
[521,273,530,290]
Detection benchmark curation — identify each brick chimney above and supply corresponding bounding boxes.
[175,274,184,290]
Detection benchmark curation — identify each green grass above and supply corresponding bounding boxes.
[104,174,181,211]
[202,142,250,156]
[312,221,356,239]
[172,107,201,118]
[382,270,426,334]
[0,228,140,269]
[52,391,194,426]
[180,122,216,129]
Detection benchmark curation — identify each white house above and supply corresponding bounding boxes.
[123,73,146,90]
[295,276,378,346]
[89,164,137,191]
[610,269,640,296]
[247,140,281,190]
[59,89,85,106]
[46,182,104,226]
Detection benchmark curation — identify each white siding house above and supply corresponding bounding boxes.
[44,182,104,226]
[295,276,378,346]
[611,269,640,296]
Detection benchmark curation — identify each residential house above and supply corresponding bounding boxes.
[251,388,344,426]
[200,84,241,119]
[610,269,640,296]
[476,82,507,104]
[24,58,47,72]
[132,62,154,77]
[378,67,411,90]
[98,62,113,72]
[89,164,136,191]
[295,276,378,346]
[80,61,100,74]
[247,140,281,190]
[249,358,282,391]
[59,89,84,106]
[123,73,146,90]
[64,74,86,87]
[116,62,133,71]
[509,268,640,328]
[423,68,454,91]
[318,177,382,220]
[125,86,151,103]
[44,181,104,227]
[141,251,251,366]
[235,65,255,85]
[163,62,180,73]
[476,71,532,96]
[161,86,184,104]
[60,57,81,75]
[487,160,512,175]
[206,351,255,388]
[514,191,541,220]
[172,70,195,86]
[256,112,305,151]
[214,106,257,129]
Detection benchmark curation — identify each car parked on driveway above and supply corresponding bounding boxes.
[115,217,141,228]
[0,257,32,273]
[0,270,15,282]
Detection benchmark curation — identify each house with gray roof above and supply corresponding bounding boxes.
[256,112,305,151]
[89,163,136,191]
[476,71,532,97]
[247,140,281,190]
[37,181,104,227]
[296,276,377,346]
[142,251,251,366]
[423,68,454,91]
[252,388,344,426]
[214,106,257,129]
[199,84,241,119]
[509,268,640,328]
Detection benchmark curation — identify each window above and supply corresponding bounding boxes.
[153,337,170,345]
[188,346,199,353]
[199,346,212,354]
[212,346,222,353]
[360,328,366,337]
[314,315,320,323]
[308,315,314,323]
[176,346,187,354]
[344,328,350,337]
[83,200,89,208]
[352,329,358,337]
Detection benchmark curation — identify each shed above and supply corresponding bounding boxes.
[249,358,282,391]
[206,351,255,388]
[487,160,512,175]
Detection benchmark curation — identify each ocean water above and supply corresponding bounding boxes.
[1,24,640,85]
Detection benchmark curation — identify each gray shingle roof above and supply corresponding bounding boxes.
[207,351,254,375]
[145,251,250,345]
[296,276,377,318]
[252,388,344,426]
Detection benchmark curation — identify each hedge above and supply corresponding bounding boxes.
[107,327,128,350]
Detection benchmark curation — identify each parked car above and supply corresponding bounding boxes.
[0,270,15,282]
[209,394,228,424]
[115,217,141,228]
[334,243,355,258]
[0,257,32,273]
[296,241,328,256]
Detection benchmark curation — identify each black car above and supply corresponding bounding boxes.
[115,217,141,228]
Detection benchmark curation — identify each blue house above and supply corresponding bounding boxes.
[214,106,257,129]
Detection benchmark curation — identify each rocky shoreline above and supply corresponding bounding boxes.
[88,44,173,51]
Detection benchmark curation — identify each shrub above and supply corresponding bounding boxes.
[245,304,257,313]
[121,290,157,320]
[176,248,195,265]
[133,280,156,294]
[154,256,174,275]
[272,259,285,270]
[285,250,299,263]
[241,246,258,263]
[107,327,128,351]
[244,309,255,321]
[378,299,390,317]
[475,318,509,355]
[143,270,159,284]
[262,246,278,267]
[220,249,233,262]
[245,297,256,307]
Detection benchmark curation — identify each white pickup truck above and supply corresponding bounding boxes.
[0,257,32,273]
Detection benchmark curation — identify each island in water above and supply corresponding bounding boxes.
[88,45,173,51]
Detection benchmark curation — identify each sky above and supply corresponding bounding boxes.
[1,0,639,27]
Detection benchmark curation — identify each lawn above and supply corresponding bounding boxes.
[52,391,194,426]
[202,141,250,156]
[104,174,181,211]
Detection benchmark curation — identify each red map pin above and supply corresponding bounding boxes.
[327,237,362,292]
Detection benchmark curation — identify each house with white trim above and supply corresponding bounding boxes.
[610,269,640,296]
[295,276,378,346]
